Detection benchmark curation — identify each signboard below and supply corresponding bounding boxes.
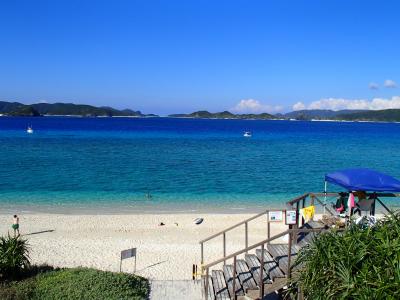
[120,248,137,272]
[285,210,297,225]
[268,211,283,222]
[121,248,136,260]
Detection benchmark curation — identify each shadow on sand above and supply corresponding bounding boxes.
[23,229,55,236]
[136,260,168,272]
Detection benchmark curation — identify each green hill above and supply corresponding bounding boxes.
[336,109,400,122]
[169,110,275,119]
[0,101,156,117]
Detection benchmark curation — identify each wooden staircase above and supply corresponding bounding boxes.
[202,220,326,300]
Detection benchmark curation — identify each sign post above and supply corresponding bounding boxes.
[120,248,137,273]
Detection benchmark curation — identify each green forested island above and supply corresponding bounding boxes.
[169,110,275,119]
[0,101,157,117]
[171,109,400,122]
[3,100,400,122]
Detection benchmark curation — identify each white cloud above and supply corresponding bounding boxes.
[231,99,284,114]
[384,79,397,88]
[369,82,379,90]
[292,102,306,111]
[300,96,400,111]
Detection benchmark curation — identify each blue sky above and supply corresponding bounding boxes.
[0,0,399,115]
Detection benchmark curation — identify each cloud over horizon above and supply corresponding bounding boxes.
[232,99,284,114]
[292,96,400,111]
[369,82,379,90]
[384,79,397,88]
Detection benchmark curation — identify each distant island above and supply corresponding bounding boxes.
[2,100,400,122]
[170,109,400,122]
[0,101,158,117]
[169,110,275,119]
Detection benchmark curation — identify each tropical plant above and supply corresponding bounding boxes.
[286,213,400,300]
[0,234,30,280]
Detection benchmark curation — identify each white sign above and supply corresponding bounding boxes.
[268,211,283,222]
[285,210,297,225]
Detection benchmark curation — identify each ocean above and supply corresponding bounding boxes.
[1,116,400,213]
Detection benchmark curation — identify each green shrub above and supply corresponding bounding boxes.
[287,213,400,300]
[1,268,150,300]
[0,235,30,280]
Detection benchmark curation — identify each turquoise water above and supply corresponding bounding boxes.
[1,117,400,213]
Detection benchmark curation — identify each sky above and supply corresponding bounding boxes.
[0,0,399,115]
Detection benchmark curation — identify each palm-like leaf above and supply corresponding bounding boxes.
[0,234,30,280]
[286,212,400,299]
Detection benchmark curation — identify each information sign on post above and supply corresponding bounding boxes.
[285,210,297,225]
[120,248,137,273]
[268,211,283,222]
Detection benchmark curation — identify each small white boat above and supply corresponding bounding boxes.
[26,126,33,134]
[194,218,204,225]
[243,131,252,137]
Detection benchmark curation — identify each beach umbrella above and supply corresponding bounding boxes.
[324,168,400,192]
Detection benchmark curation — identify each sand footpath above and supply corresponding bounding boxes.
[0,213,291,280]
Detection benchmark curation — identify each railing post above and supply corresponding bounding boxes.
[259,244,265,298]
[205,267,209,299]
[201,242,204,267]
[223,233,226,265]
[301,196,306,226]
[245,221,248,253]
[287,231,292,279]
[233,256,237,300]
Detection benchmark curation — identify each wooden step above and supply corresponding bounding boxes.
[267,244,299,273]
[246,277,288,299]
[223,265,244,297]
[297,231,318,247]
[297,220,326,247]
[202,275,215,300]
[212,270,230,300]
[305,220,325,229]
[235,259,257,292]
[244,254,270,284]
[255,249,285,280]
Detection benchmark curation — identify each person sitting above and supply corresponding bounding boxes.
[353,192,374,216]
[333,192,348,214]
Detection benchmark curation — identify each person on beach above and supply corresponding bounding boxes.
[12,215,20,237]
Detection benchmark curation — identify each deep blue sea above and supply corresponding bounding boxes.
[1,117,400,213]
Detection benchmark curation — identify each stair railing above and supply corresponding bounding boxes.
[199,194,310,268]
[203,227,333,300]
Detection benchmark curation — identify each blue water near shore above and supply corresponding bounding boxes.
[1,116,400,213]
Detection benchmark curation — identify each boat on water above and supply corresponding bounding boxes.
[26,126,33,134]
[243,131,252,137]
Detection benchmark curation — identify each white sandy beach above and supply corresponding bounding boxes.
[0,213,291,280]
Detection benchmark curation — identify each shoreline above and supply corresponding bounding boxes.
[2,201,398,215]
[3,115,400,124]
